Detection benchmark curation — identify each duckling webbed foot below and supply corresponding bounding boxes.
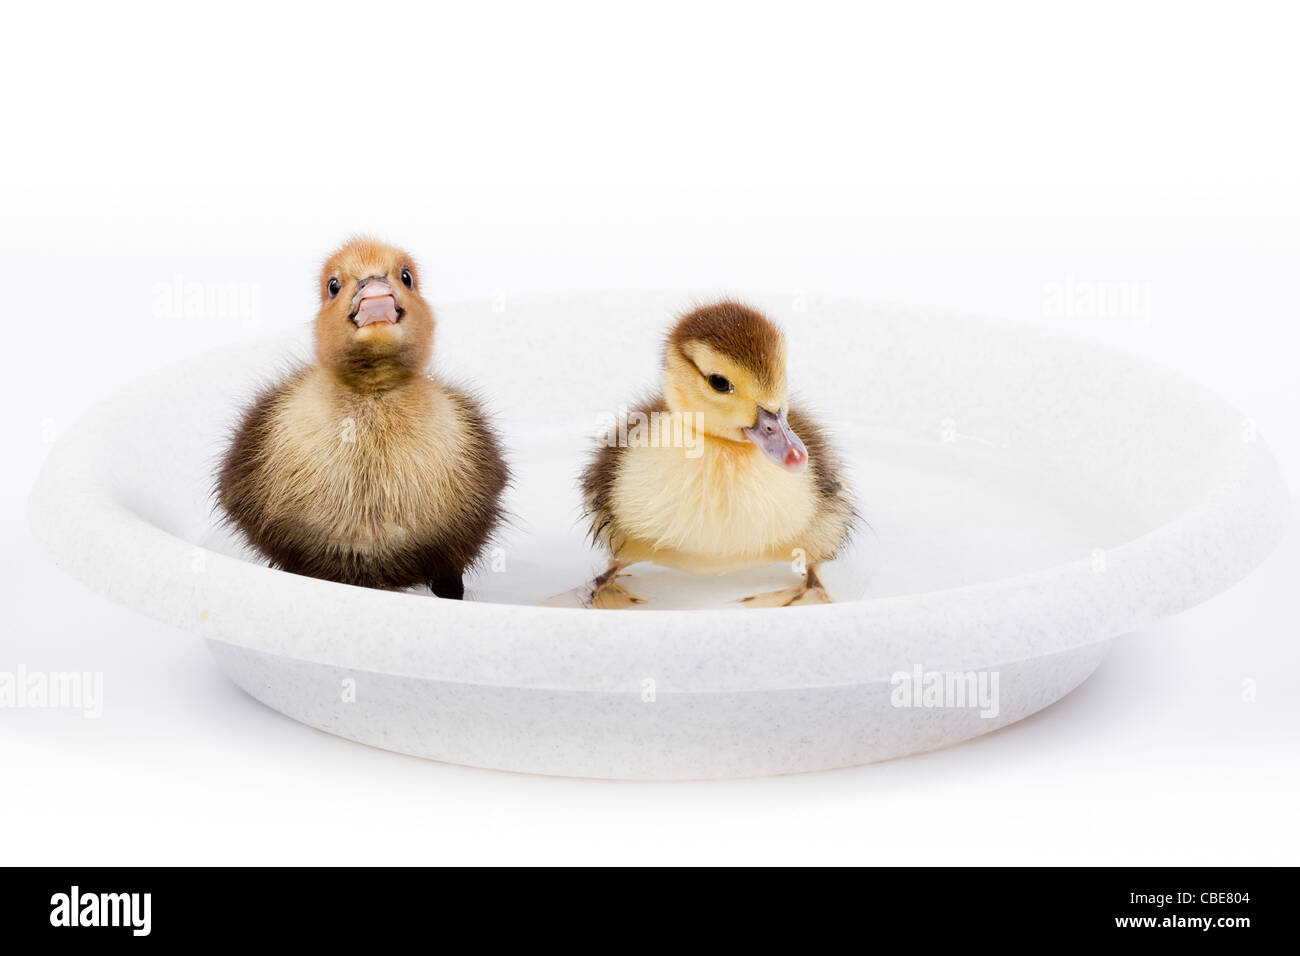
[740,564,832,608]
[582,561,644,609]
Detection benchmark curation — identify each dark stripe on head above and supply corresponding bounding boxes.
[666,300,784,391]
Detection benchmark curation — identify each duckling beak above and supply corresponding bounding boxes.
[743,407,808,473]
[350,278,402,327]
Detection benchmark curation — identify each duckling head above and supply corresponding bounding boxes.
[314,237,435,388]
[663,301,808,473]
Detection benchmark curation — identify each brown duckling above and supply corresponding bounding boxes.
[580,300,854,608]
[217,238,508,599]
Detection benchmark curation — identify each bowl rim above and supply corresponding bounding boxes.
[28,295,1290,694]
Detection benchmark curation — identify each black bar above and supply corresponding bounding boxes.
[3,867,1285,943]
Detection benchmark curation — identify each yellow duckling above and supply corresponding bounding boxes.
[217,237,508,599]
[580,300,854,608]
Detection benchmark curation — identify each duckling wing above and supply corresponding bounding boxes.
[215,367,310,536]
[432,381,510,568]
[580,392,667,554]
[786,404,857,560]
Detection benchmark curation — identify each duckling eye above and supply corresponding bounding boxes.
[400,267,413,289]
[327,277,341,298]
[708,374,733,394]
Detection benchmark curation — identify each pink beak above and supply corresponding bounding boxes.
[351,280,400,327]
[743,407,808,473]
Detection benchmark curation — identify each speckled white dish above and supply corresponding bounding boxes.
[28,293,1287,779]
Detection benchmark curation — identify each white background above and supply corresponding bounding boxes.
[2,1,1297,864]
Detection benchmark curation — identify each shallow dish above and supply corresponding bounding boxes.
[28,293,1287,778]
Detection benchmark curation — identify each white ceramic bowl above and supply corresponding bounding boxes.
[28,293,1287,779]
